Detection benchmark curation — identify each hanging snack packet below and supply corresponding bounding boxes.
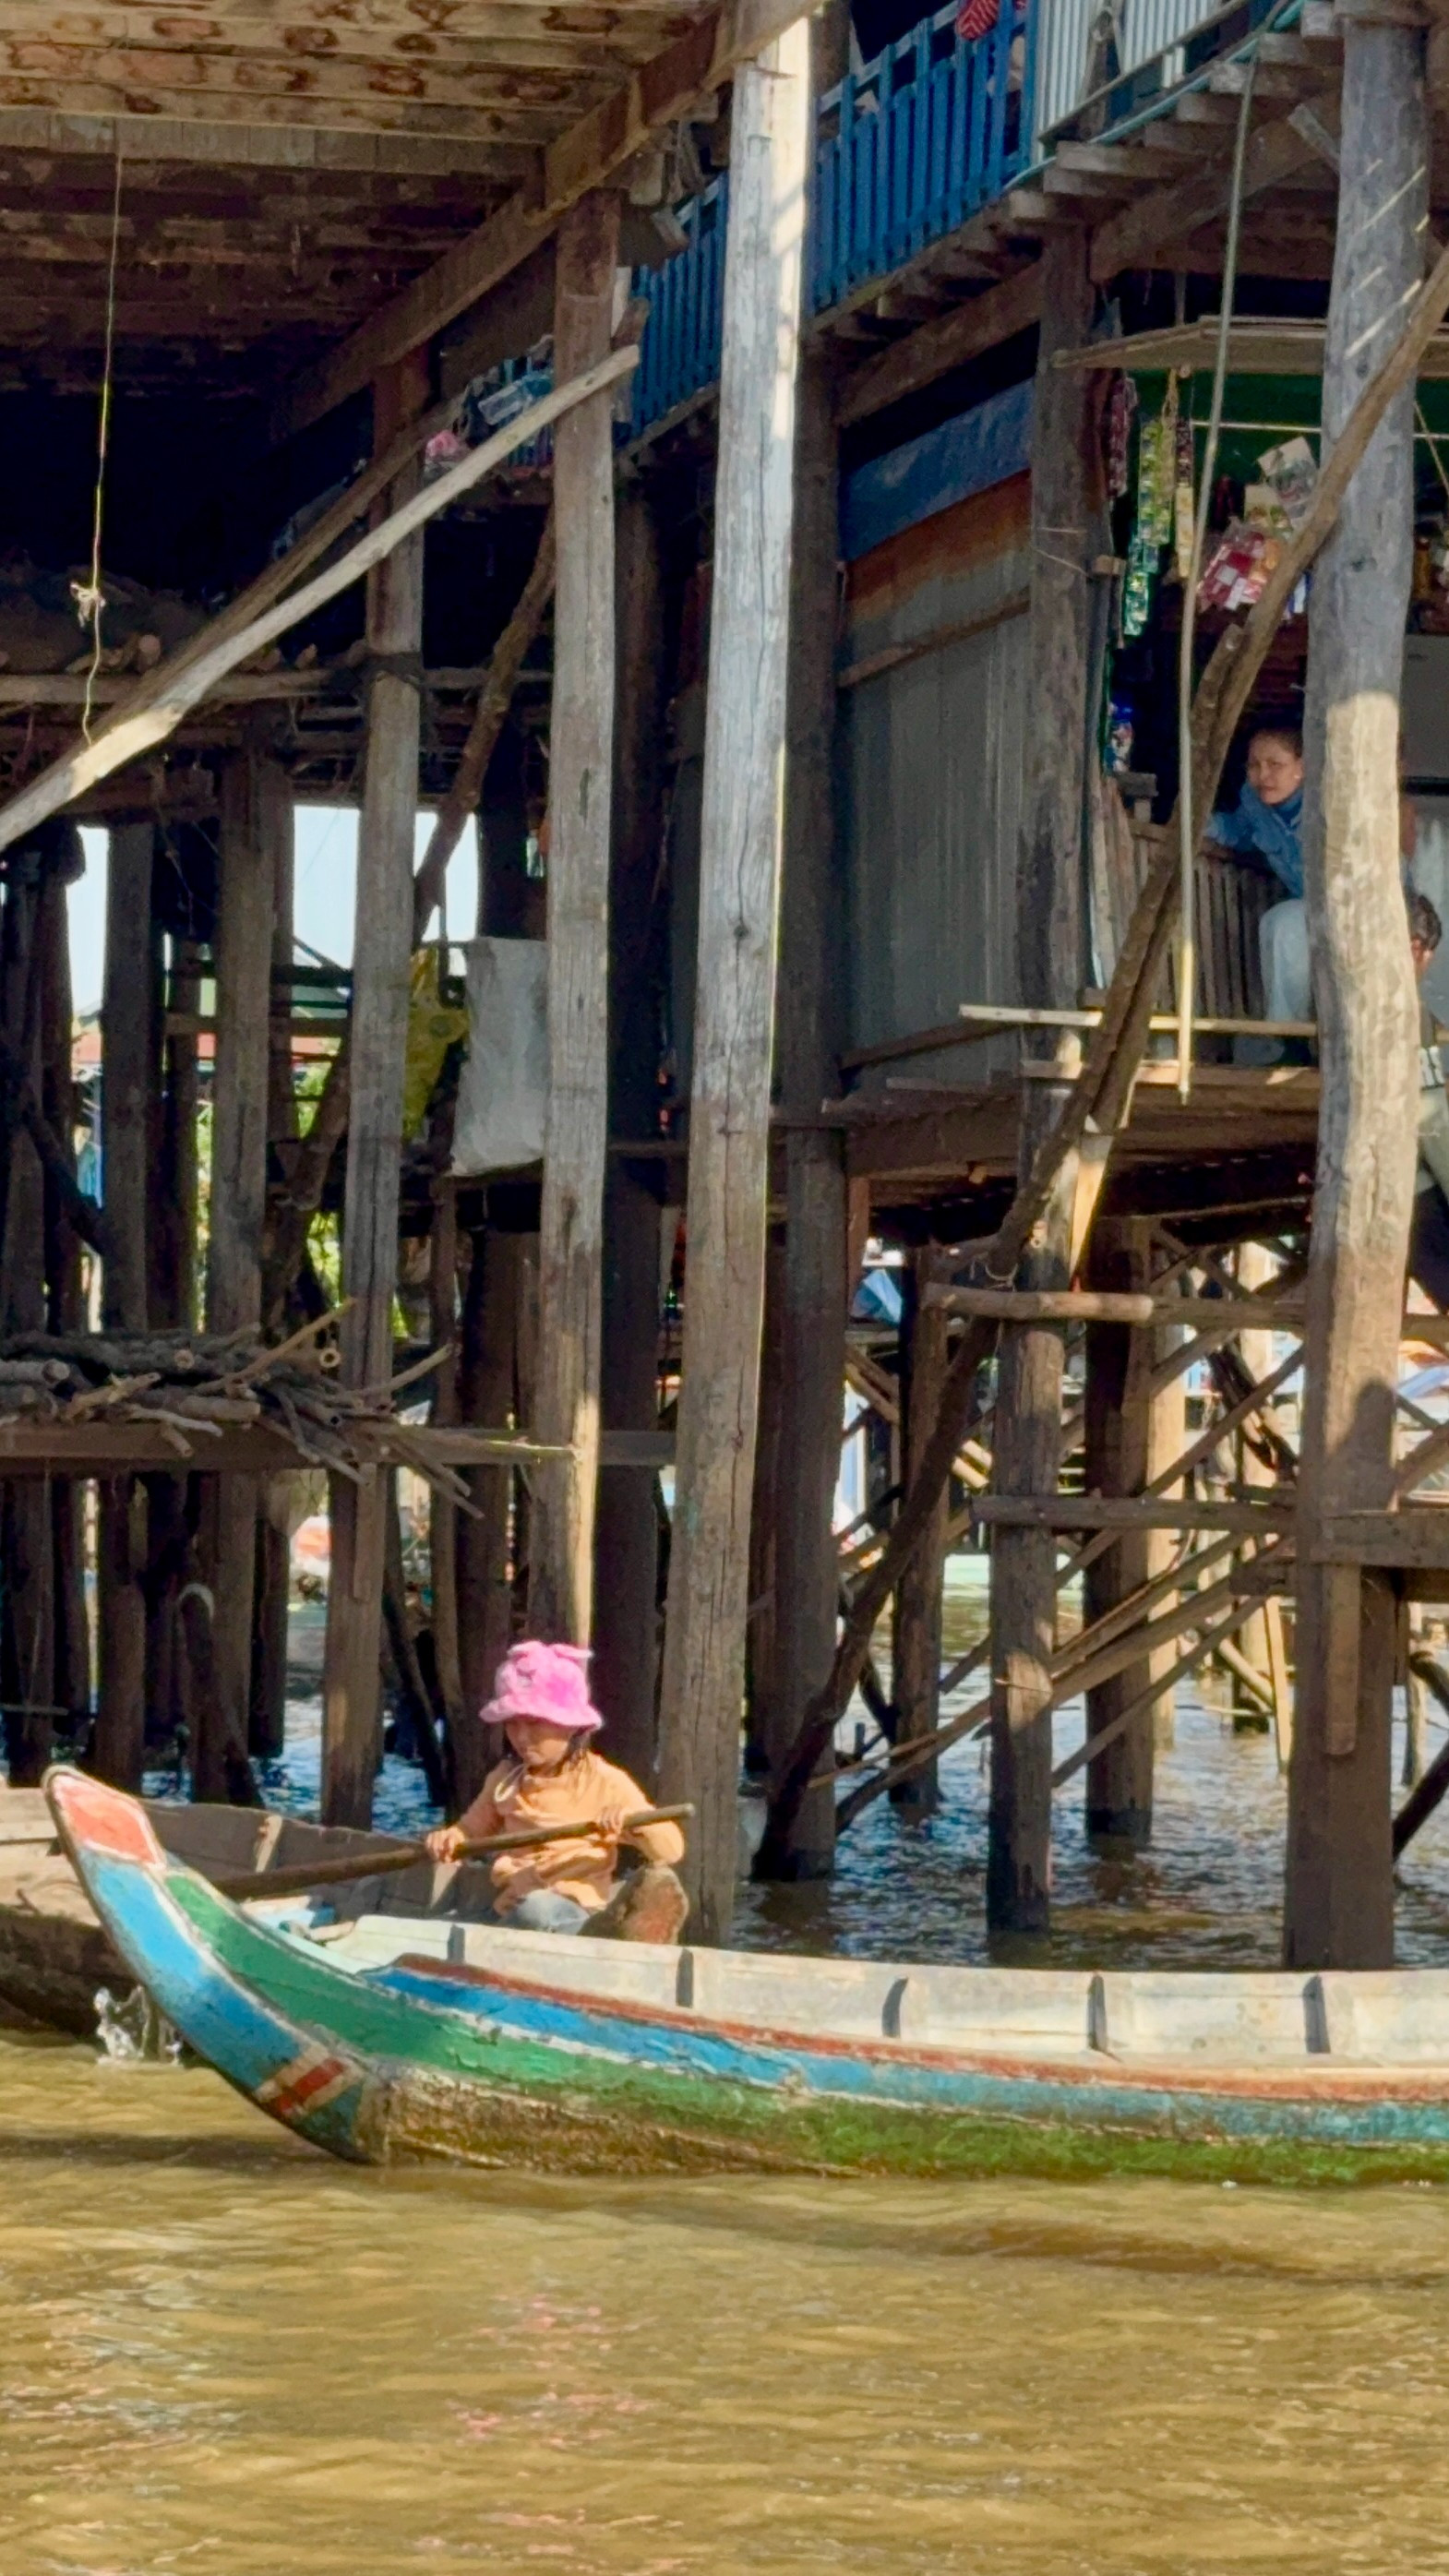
[1255,433,1317,531]
[1174,398,1195,581]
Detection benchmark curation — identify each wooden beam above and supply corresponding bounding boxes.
[834,263,1043,428]
[0,71,563,141]
[657,13,810,1947]
[1089,112,1326,282]
[0,344,635,860]
[529,192,617,1647]
[0,106,532,174]
[270,0,816,439]
[933,1288,1309,1331]
[0,1420,576,1476]
[977,1496,1296,1534]
[321,351,428,1830]
[1284,19,1424,1974]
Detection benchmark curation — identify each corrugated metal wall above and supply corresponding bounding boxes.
[839,478,1030,1084]
[1035,0,1231,143]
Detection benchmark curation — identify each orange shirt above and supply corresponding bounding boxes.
[458,1748,685,1914]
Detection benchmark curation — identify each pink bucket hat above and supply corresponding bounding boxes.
[482,1639,603,1733]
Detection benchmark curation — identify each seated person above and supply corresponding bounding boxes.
[1210,726,1419,1042]
[1206,726,1309,1030]
[1409,892,1449,1311]
[425,1639,689,1944]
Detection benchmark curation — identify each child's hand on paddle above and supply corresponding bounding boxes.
[425,1825,467,1862]
[592,1803,633,1851]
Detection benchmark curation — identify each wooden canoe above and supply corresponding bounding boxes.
[45,1764,1449,2181]
[0,1783,497,2034]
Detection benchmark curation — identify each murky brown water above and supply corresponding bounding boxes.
[6,2030,1449,2575]
[25,1569,1446,2569]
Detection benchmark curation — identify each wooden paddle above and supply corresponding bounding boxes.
[213,1805,694,1904]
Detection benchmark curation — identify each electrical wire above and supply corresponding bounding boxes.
[76,147,124,747]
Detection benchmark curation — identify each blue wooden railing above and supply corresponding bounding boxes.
[630,0,1037,437]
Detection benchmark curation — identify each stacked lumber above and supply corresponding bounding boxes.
[0,1318,468,1502]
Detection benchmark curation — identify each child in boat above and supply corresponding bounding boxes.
[424,1639,688,1942]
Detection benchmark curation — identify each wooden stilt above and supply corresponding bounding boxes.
[1231,1241,1277,1731]
[0,841,54,1782]
[39,849,89,1738]
[892,1248,949,1823]
[746,1230,785,1776]
[1146,1322,1186,1751]
[988,1097,1074,1937]
[322,352,427,1827]
[427,1180,465,1805]
[657,18,810,1943]
[756,330,846,1875]
[252,778,295,1759]
[250,1485,291,1763]
[1083,1220,1157,1847]
[1284,21,1426,1971]
[456,1221,520,1804]
[593,475,667,1782]
[93,821,155,1790]
[196,737,278,1803]
[988,221,1099,1936]
[530,191,619,1646]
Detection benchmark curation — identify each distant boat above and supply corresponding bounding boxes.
[45,1764,1449,2180]
[0,1782,496,2035]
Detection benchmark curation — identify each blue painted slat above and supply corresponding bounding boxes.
[839,377,1035,562]
[624,0,1040,438]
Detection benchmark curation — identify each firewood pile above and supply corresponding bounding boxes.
[0,1314,468,1499]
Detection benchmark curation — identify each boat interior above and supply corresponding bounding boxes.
[278,1908,1449,2070]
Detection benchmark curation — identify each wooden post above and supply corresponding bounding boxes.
[892,1247,950,1822]
[93,821,155,1790]
[1147,1327,1186,1750]
[529,191,619,1646]
[593,475,668,1782]
[196,738,280,1800]
[1083,1220,1156,1845]
[427,1179,466,1798]
[321,352,427,1827]
[252,777,295,1759]
[39,843,89,1739]
[455,1221,519,1803]
[1284,20,1426,1971]
[0,841,54,1782]
[988,222,1097,1936]
[754,329,846,1875]
[1229,1240,1276,1728]
[657,18,811,1943]
[746,1230,786,1774]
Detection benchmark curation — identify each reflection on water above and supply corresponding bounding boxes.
[5,2032,1449,2574]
